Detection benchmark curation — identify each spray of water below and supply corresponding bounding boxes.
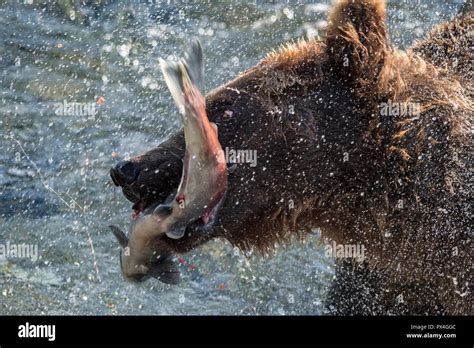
[3,133,101,282]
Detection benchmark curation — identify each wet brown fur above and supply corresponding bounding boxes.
[114,0,473,314]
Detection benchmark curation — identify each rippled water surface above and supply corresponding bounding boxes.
[0,0,464,314]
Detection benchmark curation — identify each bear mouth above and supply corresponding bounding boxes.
[131,199,147,216]
[122,180,224,236]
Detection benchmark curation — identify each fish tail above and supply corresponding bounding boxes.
[159,40,205,115]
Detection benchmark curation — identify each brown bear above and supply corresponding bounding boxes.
[110,0,473,315]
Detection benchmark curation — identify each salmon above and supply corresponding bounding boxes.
[110,40,227,283]
[158,40,228,239]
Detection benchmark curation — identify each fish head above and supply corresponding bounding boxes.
[109,214,180,285]
[110,40,232,268]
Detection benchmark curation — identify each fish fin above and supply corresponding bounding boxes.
[210,122,218,136]
[203,188,227,228]
[182,39,205,97]
[159,58,188,113]
[153,204,173,219]
[109,225,128,248]
[149,257,181,285]
[165,224,187,239]
[159,39,205,115]
[156,270,181,285]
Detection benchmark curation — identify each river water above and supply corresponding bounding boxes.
[0,0,464,315]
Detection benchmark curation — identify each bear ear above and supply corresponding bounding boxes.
[325,0,390,91]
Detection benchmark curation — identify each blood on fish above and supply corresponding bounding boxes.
[132,208,142,219]
[176,193,185,205]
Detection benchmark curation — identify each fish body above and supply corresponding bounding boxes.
[110,40,227,284]
[158,41,227,238]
